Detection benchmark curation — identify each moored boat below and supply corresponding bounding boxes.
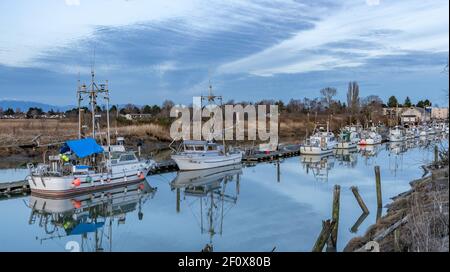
[300,122,337,155]
[26,71,154,197]
[389,126,405,142]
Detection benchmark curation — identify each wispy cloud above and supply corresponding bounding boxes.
[64,0,80,6]
[218,0,449,76]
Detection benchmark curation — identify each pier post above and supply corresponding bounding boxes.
[434,145,439,163]
[330,185,340,248]
[277,160,280,183]
[312,219,335,252]
[375,166,382,209]
[351,186,369,214]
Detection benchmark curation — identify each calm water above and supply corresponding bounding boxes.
[0,136,447,252]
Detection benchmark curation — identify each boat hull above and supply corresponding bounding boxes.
[300,146,334,155]
[171,153,243,171]
[27,165,150,198]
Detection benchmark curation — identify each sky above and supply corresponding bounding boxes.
[0,0,448,107]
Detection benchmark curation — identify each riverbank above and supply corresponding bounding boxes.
[344,155,449,252]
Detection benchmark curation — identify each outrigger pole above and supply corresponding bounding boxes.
[76,67,112,160]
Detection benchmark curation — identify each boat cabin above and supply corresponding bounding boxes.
[181,140,224,153]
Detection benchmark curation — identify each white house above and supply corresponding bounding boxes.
[400,107,430,124]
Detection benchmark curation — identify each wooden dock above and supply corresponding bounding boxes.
[0,180,30,199]
[242,144,301,162]
[149,159,178,174]
[0,145,302,197]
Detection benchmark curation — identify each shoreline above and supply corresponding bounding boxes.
[344,159,449,252]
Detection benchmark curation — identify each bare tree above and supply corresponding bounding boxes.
[347,81,360,119]
[320,87,337,108]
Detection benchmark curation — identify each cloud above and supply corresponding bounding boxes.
[217,0,449,76]
[65,0,80,6]
[365,0,380,6]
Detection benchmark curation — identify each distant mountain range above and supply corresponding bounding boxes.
[0,100,74,112]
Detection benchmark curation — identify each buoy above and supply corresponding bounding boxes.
[72,178,81,187]
[139,173,145,179]
[71,199,82,209]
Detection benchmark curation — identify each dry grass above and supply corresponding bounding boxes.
[116,123,171,141]
[0,119,171,148]
[344,166,449,252]
[0,119,78,146]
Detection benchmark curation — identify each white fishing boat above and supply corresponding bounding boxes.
[358,126,382,145]
[170,84,243,171]
[389,126,405,142]
[335,129,358,149]
[427,125,436,135]
[300,122,337,155]
[26,71,154,197]
[405,127,415,140]
[171,140,242,171]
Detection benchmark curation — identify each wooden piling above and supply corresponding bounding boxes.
[276,160,280,183]
[351,186,369,214]
[330,185,340,248]
[434,145,439,163]
[375,166,382,209]
[312,219,335,252]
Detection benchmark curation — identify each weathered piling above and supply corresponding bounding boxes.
[276,160,280,183]
[434,145,439,163]
[374,165,382,209]
[376,207,382,222]
[312,220,336,252]
[330,185,340,248]
[351,186,369,214]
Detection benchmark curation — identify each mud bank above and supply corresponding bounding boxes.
[344,163,449,252]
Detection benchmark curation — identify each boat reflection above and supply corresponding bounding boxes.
[170,164,242,251]
[27,181,156,251]
[300,154,335,182]
[358,144,381,166]
[333,148,358,168]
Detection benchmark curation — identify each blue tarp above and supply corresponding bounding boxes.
[65,138,104,158]
[69,222,105,235]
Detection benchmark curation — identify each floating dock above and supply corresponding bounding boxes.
[0,180,30,199]
[149,159,178,174]
[242,144,301,162]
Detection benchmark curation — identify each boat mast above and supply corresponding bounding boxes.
[90,69,96,139]
[77,74,82,139]
[77,64,112,155]
[201,81,225,151]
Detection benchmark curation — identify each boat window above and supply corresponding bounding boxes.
[185,145,195,151]
[207,145,215,151]
[194,145,205,151]
[119,154,137,162]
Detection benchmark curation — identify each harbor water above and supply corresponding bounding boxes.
[0,136,447,252]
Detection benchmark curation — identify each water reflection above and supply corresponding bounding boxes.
[334,148,358,168]
[27,181,156,252]
[0,134,447,252]
[170,164,242,251]
[301,155,335,182]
